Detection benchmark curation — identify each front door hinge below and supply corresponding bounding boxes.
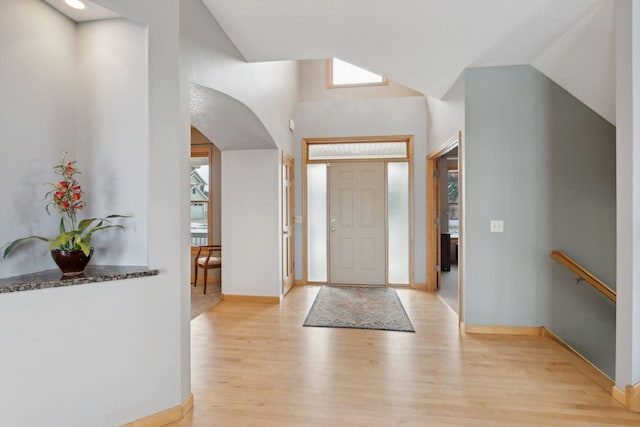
[435,265,441,272]
[434,170,440,177]
[434,217,440,225]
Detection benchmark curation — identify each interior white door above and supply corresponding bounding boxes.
[282,155,294,295]
[329,162,386,285]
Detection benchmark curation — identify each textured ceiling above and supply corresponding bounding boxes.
[190,84,277,151]
[203,0,606,99]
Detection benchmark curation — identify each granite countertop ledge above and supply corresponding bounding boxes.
[0,265,159,294]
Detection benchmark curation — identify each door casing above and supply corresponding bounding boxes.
[426,131,463,322]
[302,135,414,287]
[282,154,295,295]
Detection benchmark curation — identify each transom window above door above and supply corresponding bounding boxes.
[306,138,411,162]
[308,142,407,160]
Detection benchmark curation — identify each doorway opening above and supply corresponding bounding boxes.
[427,131,462,317]
[189,127,222,319]
[302,136,414,287]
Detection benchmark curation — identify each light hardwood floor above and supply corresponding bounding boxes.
[167,286,640,426]
[438,265,458,315]
[191,280,221,320]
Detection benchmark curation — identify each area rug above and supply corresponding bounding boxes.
[190,281,221,320]
[303,286,415,332]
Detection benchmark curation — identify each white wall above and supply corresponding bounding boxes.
[293,96,428,284]
[0,276,178,426]
[190,83,277,151]
[221,150,281,297]
[0,0,76,276]
[615,0,640,389]
[94,0,192,418]
[76,18,148,265]
[298,59,421,102]
[533,0,615,124]
[180,0,298,155]
[426,73,465,153]
[425,73,466,310]
[0,0,191,425]
[181,0,301,301]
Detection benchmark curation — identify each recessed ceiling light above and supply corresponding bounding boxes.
[65,0,86,10]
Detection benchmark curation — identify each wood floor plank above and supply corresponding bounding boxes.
[166,286,640,426]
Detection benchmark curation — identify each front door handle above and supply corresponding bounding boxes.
[330,226,336,232]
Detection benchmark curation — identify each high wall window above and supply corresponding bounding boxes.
[327,58,388,88]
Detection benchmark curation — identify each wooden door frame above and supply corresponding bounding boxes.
[190,143,215,286]
[427,131,463,318]
[190,144,214,254]
[302,135,414,287]
[282,153,295,295]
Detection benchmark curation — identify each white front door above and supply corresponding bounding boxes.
[329,162,386,285]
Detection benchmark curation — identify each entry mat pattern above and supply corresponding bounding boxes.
[303,286,415,332]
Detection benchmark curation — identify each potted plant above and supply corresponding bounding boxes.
[3,152,128,275]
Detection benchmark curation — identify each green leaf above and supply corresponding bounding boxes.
[4,215,129,259]
[78,218,99,233]
[78,240,91,256]
[48,232,77,250]
[77,215,129,233]
[3,236,52,258]
[84,224,125,242]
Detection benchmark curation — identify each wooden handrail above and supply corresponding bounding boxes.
[549,251,616,303]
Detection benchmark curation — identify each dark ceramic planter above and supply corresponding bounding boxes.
[51,248,93,276]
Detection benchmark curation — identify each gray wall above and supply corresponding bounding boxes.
[465,65,616,377]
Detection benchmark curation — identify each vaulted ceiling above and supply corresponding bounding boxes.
[203,0,615,122]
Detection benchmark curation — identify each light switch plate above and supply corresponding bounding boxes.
[490,220,504,233]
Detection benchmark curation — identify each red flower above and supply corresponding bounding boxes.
[61,201,70,209]
[72,193,82,201]
[72,185,81,191]
[54,191,65,199]
[58,181,68,189]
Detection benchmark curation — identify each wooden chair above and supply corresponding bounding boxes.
[193,245,221,294]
